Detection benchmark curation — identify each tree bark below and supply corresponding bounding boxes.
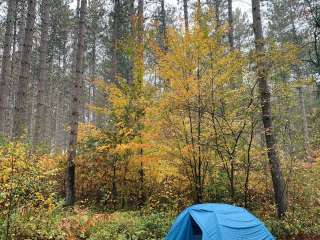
[136,0,144,86]
[214,0,221,28]
[227,0,234,49]
[251,0,288,218]
[159,0,166,49]
[11,0,26,108]
[33,0,50,146]
[111,0,120,84]
[12,0,37,138]
[0,0,17,137]
[90,30,97,124]
[183,0,189,32]
[65,0,87,206]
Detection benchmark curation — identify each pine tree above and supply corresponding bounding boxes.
[0,0,17,137]
[251,0,288,217]
[33,0,50,146]
[65,0,87,206]
[13,0,37,138]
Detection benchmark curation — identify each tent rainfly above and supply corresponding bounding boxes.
[166,203,274,240]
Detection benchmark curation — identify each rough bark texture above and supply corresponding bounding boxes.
[33,0,50,146]
[227,0,234,49]
[65,0,87,206]
[251,0,288,218]
[11,1,26,106]
[13,0,37,138]
[183,0,189,32]
[136,0,144,85]
[0,0,17,137]
[111,0,120,84]
[214,0,221,27]
[159,0,166,49]
[89,30,97,124]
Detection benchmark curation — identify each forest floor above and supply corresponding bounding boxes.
[41,206,320,240]
[2,202,320,239]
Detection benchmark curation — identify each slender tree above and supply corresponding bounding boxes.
[0,0,17,137]
[159,0,166,48]
[251,0,288,217]
[183,0,189,32]
[11,0,27,111]
[111,0,120,84]
[33,0,50,146]
[227,0,234,49]
[13,0,37,138]
[65,0,87,206]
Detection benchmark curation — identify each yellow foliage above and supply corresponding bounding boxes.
[77,123,103,143]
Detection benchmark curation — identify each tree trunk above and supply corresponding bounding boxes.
[135,0,144,86]
[90,30,97,124]
[227,0,234,49]
[0,0,17,137]
[33,0,50,147]
[65,0,87,206]
[214,0,221,28]
[11,0,26,110]
[12,0,36,138]
[111,0,120,84]
[159,0,167,50]
[183,0,189,32]
[112,159,117,209]
[251,0,288,218]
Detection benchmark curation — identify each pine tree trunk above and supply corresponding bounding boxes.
[90,31,97,124]
[227,0,234,49]
[159,0,166,49]
[214,0,221,28]
[0,0,17,137]
[183,0,189,32]
[11,0,26,109]
[33,0,49,146]
[65,0,87,206]
[251,0,287,218]
[136,0,144,85]
[111,0,120,84]
[12,0,36,138]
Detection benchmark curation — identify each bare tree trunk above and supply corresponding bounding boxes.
[33,0,50,146]
[13,0,36,138]
[214,0,221,27]
[136,0,144,85]
[128,0,135,85]
[65,0,87,206]
[11,0,26,103]
[90,31,97,124]
[159,0,166,49]
[183,0,189,32]
[111,0,120,84]
[0,0,17,137]
[251,0,288,218]
[111,159,117,209]
[227,0,234,49]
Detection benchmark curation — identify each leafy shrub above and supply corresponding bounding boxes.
[0,141,62,239]
[5,203,66,240]
[87,211,173,240]
[264,205,320,239]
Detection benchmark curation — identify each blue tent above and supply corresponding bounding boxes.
[166,203,274,240]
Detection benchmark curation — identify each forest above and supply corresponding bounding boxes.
[0,0,320,239]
